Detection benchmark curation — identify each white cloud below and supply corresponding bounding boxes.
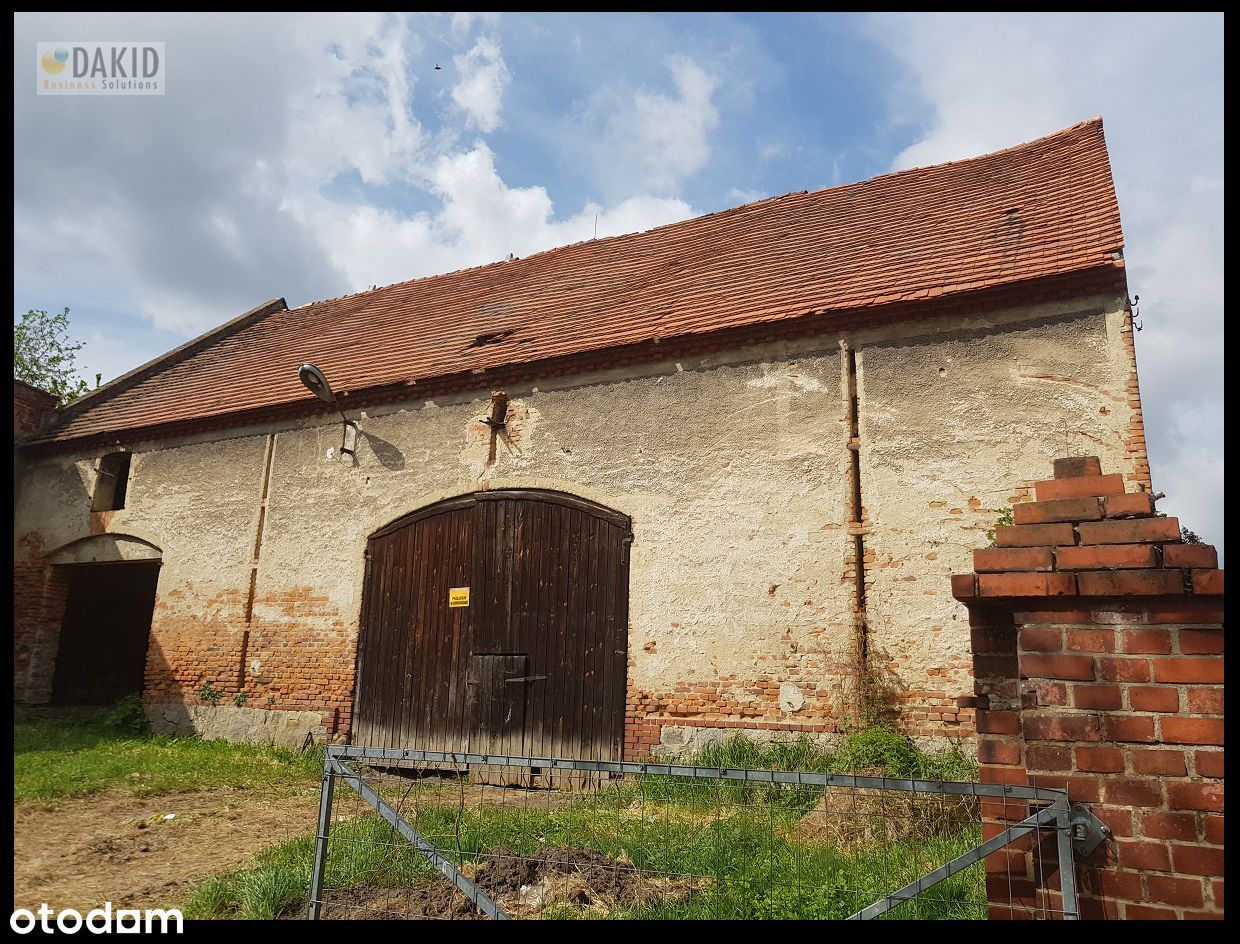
[451,36,511,133]
[14,12,701,362]
[575,56,721,198]
[868,12,1224,558]
[287,143,693,290]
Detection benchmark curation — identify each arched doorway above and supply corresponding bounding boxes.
[354,490,632,762]
[46,534,162,706]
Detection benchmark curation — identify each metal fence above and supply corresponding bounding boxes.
[308,745,1088,921]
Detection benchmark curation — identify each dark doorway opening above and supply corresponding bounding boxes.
[50,562,160,706]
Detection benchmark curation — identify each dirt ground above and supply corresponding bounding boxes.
[320,846,704,920]
[13,786,322,912]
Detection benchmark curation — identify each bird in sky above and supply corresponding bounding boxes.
[434,64,442,70]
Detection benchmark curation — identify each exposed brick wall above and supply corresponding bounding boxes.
[14,380,57,440]
[143,585,354,739]
[12,534,69,705]
[953,456,1223,920]
[1119,307,1153,492]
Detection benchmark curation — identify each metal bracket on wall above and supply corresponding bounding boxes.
[1069,801,1110,857]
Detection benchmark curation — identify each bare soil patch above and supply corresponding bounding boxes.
[319,846,704,920]
[13,787,321,912]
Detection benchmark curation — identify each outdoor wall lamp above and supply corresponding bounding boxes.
[298,362,358,457]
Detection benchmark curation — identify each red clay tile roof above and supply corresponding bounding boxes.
[45,118,1124,447]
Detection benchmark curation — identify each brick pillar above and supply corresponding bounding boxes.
[953,456,1223,920]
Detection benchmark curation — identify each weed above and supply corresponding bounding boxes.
[199,682,223,706]
[103,694,150,736]
[986,506,1014,546]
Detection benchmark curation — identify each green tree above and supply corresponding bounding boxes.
[13,307,99,405]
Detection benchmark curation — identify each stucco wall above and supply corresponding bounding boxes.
[13,291,1146,751]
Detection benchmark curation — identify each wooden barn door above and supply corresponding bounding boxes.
[354,490,631,766]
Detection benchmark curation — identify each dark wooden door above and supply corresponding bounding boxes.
[354,490,631,762]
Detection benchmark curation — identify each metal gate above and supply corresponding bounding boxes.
[353,491,632,767]
[309,746,1104,920]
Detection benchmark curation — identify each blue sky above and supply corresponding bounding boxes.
[12,12,1224,555]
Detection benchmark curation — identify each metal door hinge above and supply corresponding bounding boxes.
[1069,802,1110,857]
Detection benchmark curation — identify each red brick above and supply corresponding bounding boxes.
[1096,868,1143,900]
[1153,658,1224,684]
[1131,749,1188,776]
[1105,715,1157,743]
[1098,657,1150,682]
[979,572,1076,597]
[1203,815,1223,845]
[1106,778,1165,808]
[1065,629,1115,652]
[1116,839,1172,870]
[1183,909,1225,920]
[1124,904,1177,920]
[1192,569,1224,595]
[950,573,977,598]
[1210,879,1224,909]
[1074,745,1124,772]
[1077,516,1180,544]
[1053,456,1101,478]
[1034,474,1126,501]
[1095,807,1134,837]
[1012,497,1101,525]
[1187,688,1224,714]
[1166,781,1224,812]
[970,626,1014,654]
[977,739,1022,766]
[1128,686,1179,712]
[1120,628,1172,654]
[1025,744,1073,771]
[979,763,1028,785]
[1171,844,1225,876]
[1021,653,1095,681]
[1030,772,1101,803]
[1161,717,1224,746]
[1072,684,1122,710]
[1195,750,1224,779]
[1056,543,1156,570]
[1163,544,1218,569]
[1077,568,1185,596]
[1179,630,1223,655]
[994,522,1076,548]
[976,710,1020,735]
[1145,875,1205,908]
[973,546,1054,572]
[1142,811,1197,841]
[1023,714,1101,741]
[1032,680,1068,706]
[1017,627,1062,651]
[1103,491,1154,517]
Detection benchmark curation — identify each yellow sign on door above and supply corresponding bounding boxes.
[448,587,470,608]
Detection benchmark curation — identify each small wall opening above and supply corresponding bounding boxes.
[50,561,159,706]
[91,452,132,512]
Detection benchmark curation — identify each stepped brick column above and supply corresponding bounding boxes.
[952,456,1223,920]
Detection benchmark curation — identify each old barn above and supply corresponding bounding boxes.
[14,119,1149,757]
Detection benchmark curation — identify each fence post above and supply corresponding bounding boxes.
[307,749,336,920]
[953,455,1224,920]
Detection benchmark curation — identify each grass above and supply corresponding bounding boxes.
[13,712,324,802]
[185,728,985,921]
